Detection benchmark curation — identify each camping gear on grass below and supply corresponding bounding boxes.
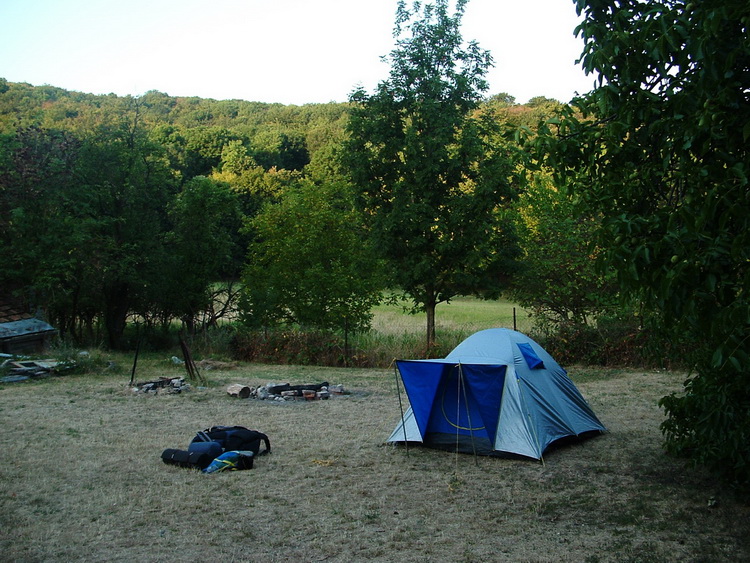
[162,426,270,472]
[161,448,214,470]
[191,426,271,457]
[203,450,255,473]
[387,328,606,460]
[188,440,223,460]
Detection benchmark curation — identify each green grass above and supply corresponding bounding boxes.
[371,296,532,335]
[222,296,535,367]
[343,297,534,365]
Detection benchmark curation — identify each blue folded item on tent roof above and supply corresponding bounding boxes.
[516,342,545,369]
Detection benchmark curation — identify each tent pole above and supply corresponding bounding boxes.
[394,361,409,456]
[454,364,461,472]
[458,363,479,466]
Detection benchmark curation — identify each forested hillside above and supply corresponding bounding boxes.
[0,79,349,173]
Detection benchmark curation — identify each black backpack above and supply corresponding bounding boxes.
[191,426,271,457]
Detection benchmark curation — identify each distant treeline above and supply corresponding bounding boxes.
[0,78,594,351]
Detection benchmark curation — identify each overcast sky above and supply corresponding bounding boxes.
[0,0,596,106]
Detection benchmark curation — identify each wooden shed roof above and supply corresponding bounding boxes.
[0,297,34,324]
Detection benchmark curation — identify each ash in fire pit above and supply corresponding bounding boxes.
[226,382,346,402]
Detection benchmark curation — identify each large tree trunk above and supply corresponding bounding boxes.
[104,282,130,349]
[425,299,437,350]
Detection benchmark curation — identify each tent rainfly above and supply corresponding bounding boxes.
[387,328,606,460]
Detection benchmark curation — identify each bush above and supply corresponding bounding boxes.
[189,324,238,359]
[229,327,473,368]
[534,317,692,369]
[47,340,113,375]
[532,321,632,367]
[660,365,750,497]
[347,330,466,367]
[230,329,344,366]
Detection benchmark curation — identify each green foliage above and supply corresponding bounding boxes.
[157,125,236,179]
[536,321,641,367]
[240,179,384,334]
[0,82,354,349]
[659,364,750,494]
[343,0,522,346]
[539,0,750,491]
[230,328,344,366]
[157,176,241,331]
[219,139,256,175]
[0,126,111,341]
[510,173,619,330]
[74,102,178,347]
[0,104,233,347]
[251,129,309,171]
[0,126,82,289]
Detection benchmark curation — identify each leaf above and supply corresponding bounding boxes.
[743,120,750,142]
[711,348,723,368]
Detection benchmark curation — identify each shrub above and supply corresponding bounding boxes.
[660,365,750,497]
[229,327,473,368]
[230,329,343,366]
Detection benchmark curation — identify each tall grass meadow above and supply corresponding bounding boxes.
[229,297,531,367]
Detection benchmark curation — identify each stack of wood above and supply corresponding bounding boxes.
[1,358,73,382]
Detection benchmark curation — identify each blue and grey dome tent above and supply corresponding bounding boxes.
[387,328,606,460]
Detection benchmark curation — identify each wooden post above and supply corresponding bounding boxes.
[179,334,206,386]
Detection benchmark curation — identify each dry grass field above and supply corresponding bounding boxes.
[1,357,749,562]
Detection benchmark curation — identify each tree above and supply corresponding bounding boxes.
[219,139,256,175]
[251,129,309,171]
[0,110,178,348]
[539,0,750,491]
[343,0,521,348]
[0,126,93,338]
[161,176,240,333]
[509,173,618,330]
[74,98,177,348]
[240,179,383,340]
[0,79,379,349]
